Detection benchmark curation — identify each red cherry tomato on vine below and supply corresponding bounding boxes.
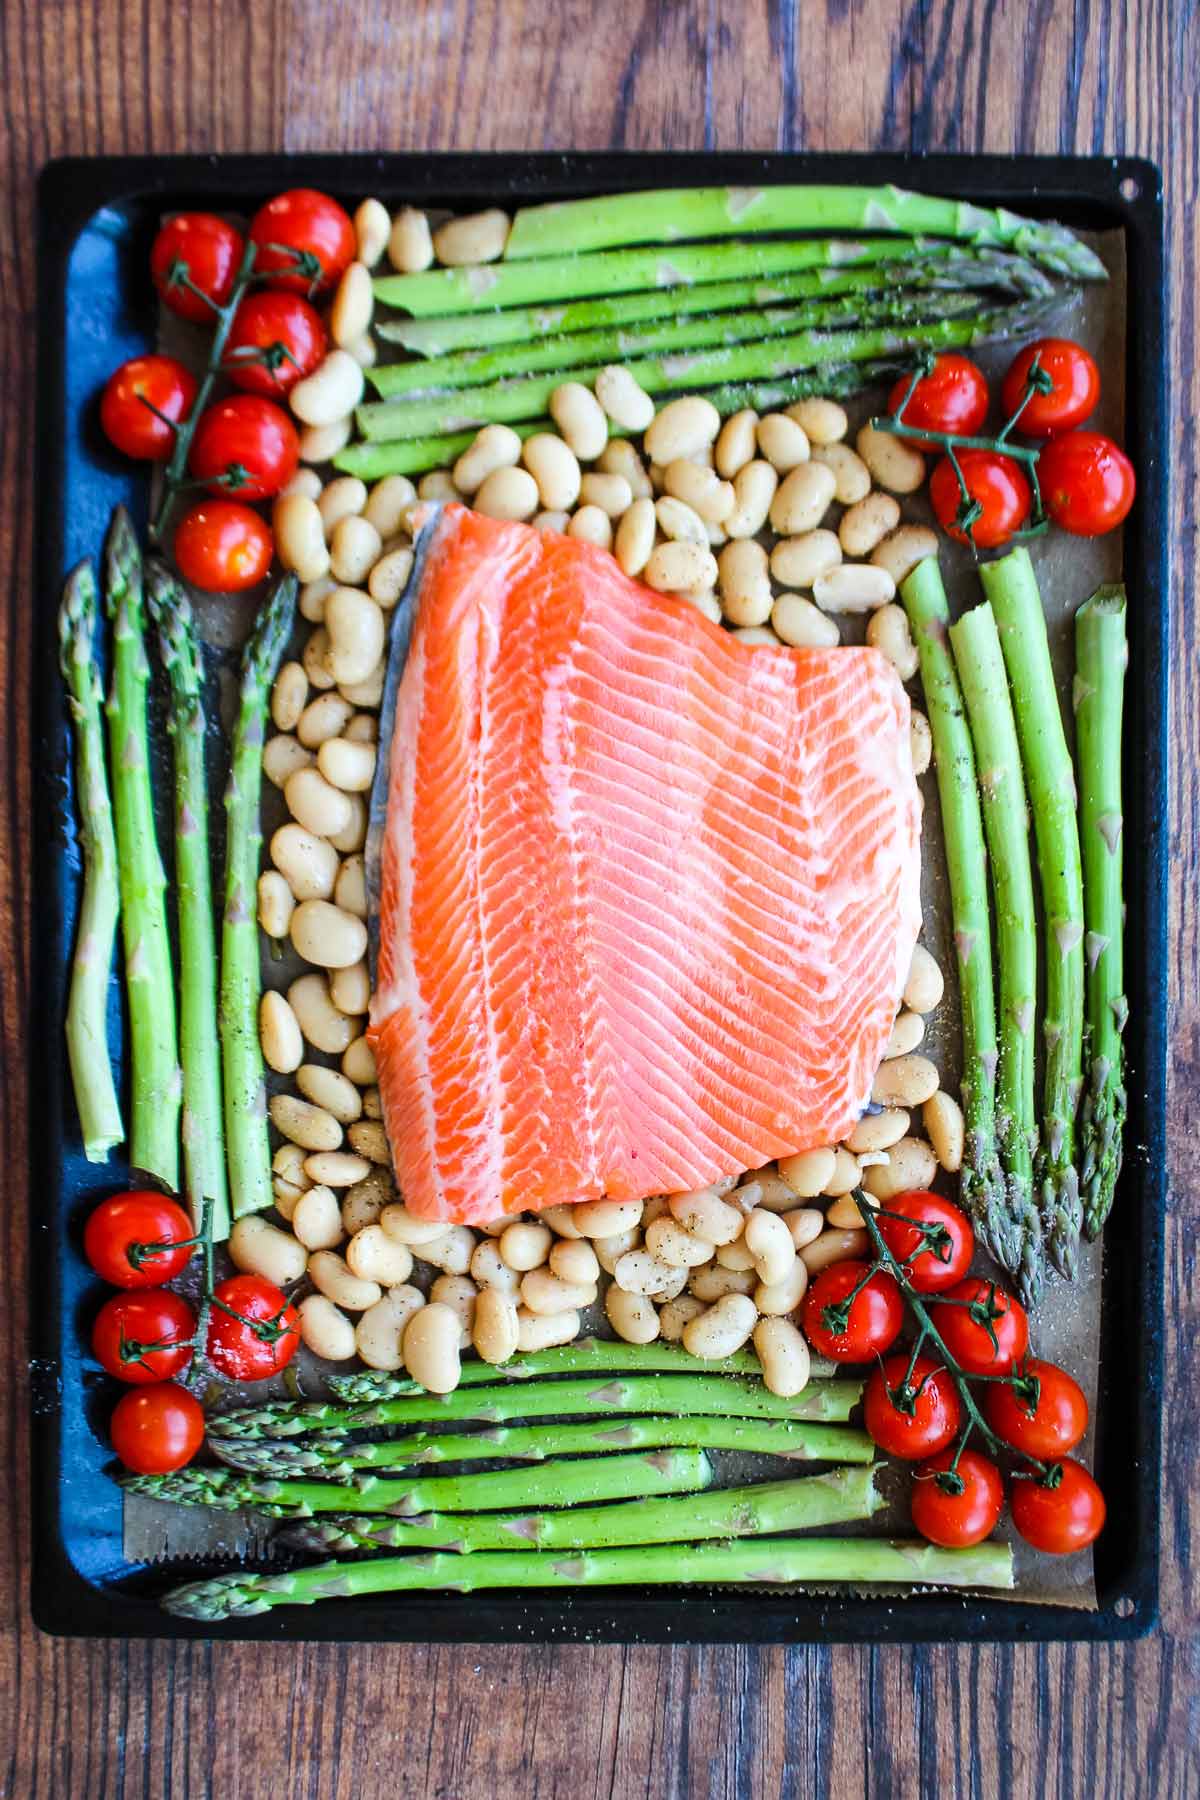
[1011,1459,1106,1554]
[248,189,355,293]
[1037,431,1136,537]
[1000,338,1100,438]
[222,289,328,396]
[984,1358,1089,1459]
[910,1447,1004,1548]
[91,1289,196,1384]
[150,212,244,323]
[188,395,299,500]
[875,1190,975,1294]
[863,1353,963,1460]
[930,449,1031,549]
[888,353,990,449]
[801,1261,904,1363]
[99,355,198,461]
[83,1191,195,1289]
[935,1277,1029,1375]
[174,500,273,592]
[206,1275,300,1381]
[110,1382,205,1474]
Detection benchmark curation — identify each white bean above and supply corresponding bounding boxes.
[548,1239,600,1285]
[342,1171,390,1234]
[598,438,653,498]
[925,1090,965,1173]
[273,1142,313,1221]
[812,564,896,615]
[777,1147,837,1197]
[337,668,384,713]
[770,529,842,589]
[567,505,612,549]
[292,1183,346,1251]
[771,593,841,649]
[911,709,932,775]
[821,1147,862,1197]
[303,1149,370,1189]
[663,459,733,524]
[872,1053,940,1107]
[654,495,708,545]
[299,576,334,623]
[612,1248,678,1295]
[549,383,608,460]
[471,1238,521,1296]
[299,1293,357,1362]
[417,470,459,501]
[291,899,368,970]
[388,207,434,273]
[499,1221,552,1272]
[271,661,308,733]
[743,1209,796,1287]
[787,397,848,445]
[667,1187,742,1245]
[298,418,353,465]
[433,208,509,266]
[605,1285,660,1345]
[904,944,945,1013]
[753,1257,809,1317]
[682,1292,758,1359]
[684,591,723,625]
[329,515,383,586]
[347,1223,414,1287]
[856,424,925,494]
[533,513,567,534]
[724,460,778,539]
[643,1217,714,1270]
[717,539,772,627]
[522,433,582,511]
[811,441,872,505]
[309,1251,383,1318]
[285,765,352,839]
[839,491,901,558]
[475,466,540,521]
[356,1284,425,1370]
[362,1087,382,1120]
[271,823,339,902]
[279,467,323,502]
[658,1294,706,1342]
[770,462,837,536]
[867,602,920,680]
[847,1107,911,1154]
[354,198,391,269]
[325,791,369,854]
[380,1203,453,1247]
[757,412,811,473]
[257,871,295,943]
[296,1063,361,1125]
[290,351,365,428]
[363,474,416,538]
[318,736,376,794]
[594,365,655,432]
[644,541,717,595]
[289,972,357,1053]
[862,1136,940,1200]
[324,587,384,687]
[414,1224,476,1276]
[644,396,720,464]
[885,1011,925,1058]
[364,545,412,609]
[715,408,759,479]
[453,424,522,495]
[592,1227,641,1276]
[259,988,303,1074]
[274,495,329,582]
[782,1207,825,1251]
[753,1317,812,1397]
[331,261,373,349]
[228,1215,307,1286]
[520,1267,596,1316]
[574,1198,644,1238]
[872,523,939,586]
[334,856,367,920]
[472,1285,520,1363]
[330,960,370,1018]
[715,1235,756,1273]
[801,1226,870,1275]
[516,1307,579,1352]
[688,1263,756,1301]
[614,497,656,576]
[580,471,634,519]
[297,693,353,750]
[342,1034,377,1087]
[269,1091,342,1152]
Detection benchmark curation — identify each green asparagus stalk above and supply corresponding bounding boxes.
[328,1336,765,1396]
[1074,586,1128,1237]
[163,1536,1014,1619]
[982,548,1085,1281]
[206,1373,864,1442]
[103,507,180,1187]
[333,421,547,482]
[379,249,1055,356]
[212,1412,874,1476]
[372,235,976,319]
[276,1468,881,1556]
[145,565,229,1239]
[899,558,1010,1268]
[503,183,1107,283]
[124,1446,713,1519]
[368,287,990,400]
[220,576,296,1218]
[356,299,1064,443]
[949,603,1043,1307]
[59,561,124,1161]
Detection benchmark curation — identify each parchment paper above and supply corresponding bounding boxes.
[126,229,1126,1615]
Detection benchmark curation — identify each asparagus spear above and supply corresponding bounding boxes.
[379,249,1055,356]
[329,1336,766,1395]
[368,287,991,400]
[982,548,1086,1282]
[164,1536,1014,1619]
[213,1413,875,1476]
[145,565,229,1239]
[220,576,296,1218]
[949,603,1042,1306]
[372,235,972,319]
[333,421,547,482]
[124,1446,714,1518]
[206,1373,864,1441]
[356,298,1066,442]
[103,507,180,1187]
[276,1468,881,1556]
[899,559,1010,1269]
[1074,586,1128,1237]
[503,183,1107,283]
[59,561,124,1161]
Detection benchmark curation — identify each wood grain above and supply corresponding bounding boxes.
[1,2,1197,1794]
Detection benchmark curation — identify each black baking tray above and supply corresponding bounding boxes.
[30,152,1167,1643]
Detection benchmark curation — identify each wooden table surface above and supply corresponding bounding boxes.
[1,2,1196,1794]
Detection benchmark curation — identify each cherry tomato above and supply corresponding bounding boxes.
[863,1353,963,1460]
[207,1275,300,1381]
[91,1288,196,1384]
[248,189,355,294]
[110,1382,205,1474]
[174,500,273,593]
[83,1191,195,1289]
[150,212,244,323]
[1037,431,1136,537]
[930,449,1031,549]
[984,1358,1089,1459]
[1000,338,1100,438]
[99,355,198,461]
[222,289,328,396]
[911,1447,1004,1547]
[801,1261,904,1363]
[188,395,299,500]
[888,353,989,449]
[875,1190,974,1293]
[1011,1459,1106,1554]
[934,1277,1029,1375]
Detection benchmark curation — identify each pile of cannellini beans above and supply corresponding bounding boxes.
[230,196,964,1399]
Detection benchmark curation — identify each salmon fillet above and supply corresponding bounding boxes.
[369,505,922,1225]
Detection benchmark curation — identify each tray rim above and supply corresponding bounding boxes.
[30,148,1168,1646]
